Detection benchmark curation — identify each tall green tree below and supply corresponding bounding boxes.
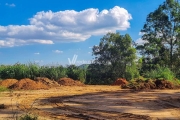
[92,32,137,81]
[137,0,180,72]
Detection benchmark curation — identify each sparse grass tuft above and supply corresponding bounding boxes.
[0,86,9,92]
[19,114,38,120]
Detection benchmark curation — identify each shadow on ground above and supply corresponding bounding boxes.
[36,89,180,120]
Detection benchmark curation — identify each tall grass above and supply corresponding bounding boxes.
[0,63,86,82]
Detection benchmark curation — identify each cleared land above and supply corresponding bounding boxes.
[0,86,180,120]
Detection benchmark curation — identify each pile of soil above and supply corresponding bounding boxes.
[122,79,175,90]
[9,78,48,90]
[155,79,174,89]
[35,77,60,87]
[132,79,156,90]
[57,77,84,86]
[0,79,18,87]
[112,78,128,86]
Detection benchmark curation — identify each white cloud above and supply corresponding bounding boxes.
[135,38,148,45]
[139,32,145,36]
[34,52,40,55]
[89,47,93,49]
[53,50,63,53]
[31,40,54,44]
[0,6,132,47]
[0,39,54,47]
[5,3,16,7]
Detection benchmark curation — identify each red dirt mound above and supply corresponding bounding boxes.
[57,77,84,86]
[35,77,60,87]
[112,78,128,86]
[0,79,18,87]
[9,78,48,90]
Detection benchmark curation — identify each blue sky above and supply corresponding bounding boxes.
[0,0,165,65]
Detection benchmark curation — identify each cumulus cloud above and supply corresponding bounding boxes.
[53,50,63,53]
[0,6,132,47]
[5,3,16,7]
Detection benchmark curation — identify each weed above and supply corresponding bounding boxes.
[0,86,9,92]
[19,114,38,120]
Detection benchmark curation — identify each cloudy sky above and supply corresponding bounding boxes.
[0,0,164,65]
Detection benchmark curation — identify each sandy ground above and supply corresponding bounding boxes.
[0,85,180,120]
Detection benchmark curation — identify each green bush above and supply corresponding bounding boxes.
[39,66,67,80]
[125,63,140,81]
[66,65,86,83]
[144,67,175,80]
[86,64,113,85]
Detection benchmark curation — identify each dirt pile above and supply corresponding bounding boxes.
[35,77,60,87]
[132,79,156,90]
[122,79,175,90]
[112,78,128,86]
[0,79,18,87]
[57,77,84,86]
[9,78,48,90]
[155,79,174,89]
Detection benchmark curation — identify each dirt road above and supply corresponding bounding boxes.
[0,86,180,120]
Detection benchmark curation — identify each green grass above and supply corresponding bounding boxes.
[0,86,9,92]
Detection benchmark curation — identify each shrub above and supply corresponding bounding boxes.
[66,65,86,83]
[144,67,175,80]
[125,63,140,80]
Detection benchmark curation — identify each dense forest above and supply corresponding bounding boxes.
[0,0,180,85]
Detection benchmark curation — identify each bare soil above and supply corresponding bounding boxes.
[0,86,180,120]
[57,77,84,86]
[0,79,18,87]
[112,78,128,86]
[35,77,60,87]
[9,78,48,90]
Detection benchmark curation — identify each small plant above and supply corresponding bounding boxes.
[19,114,38,120]
[0,86,9,92]
[17,99,39,120]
